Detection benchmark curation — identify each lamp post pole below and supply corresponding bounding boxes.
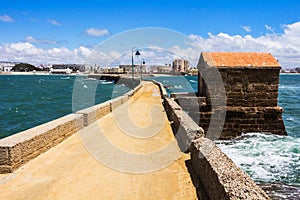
[131,49,134,89]
[131,48,140,89]
[140,59,145,83]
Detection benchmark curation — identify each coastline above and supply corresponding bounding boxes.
[0,71,80,76]
[0,71,191,77]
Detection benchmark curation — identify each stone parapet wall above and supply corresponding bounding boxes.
[190,138,270,200]
[163,96,204,152]
[150,80,167,97]
[76,102,111,126]
[0,114,84,173]
[158,87,270,199]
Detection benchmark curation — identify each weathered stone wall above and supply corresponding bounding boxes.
[198,106,286,139]
[190,137,270,200]
[163,96,204,152]
[199,68,280,107]
[76,101,111,126]
[159,86,270,199]
[0,114,84,173]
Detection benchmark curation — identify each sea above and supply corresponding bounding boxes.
[0,75,130,139]
[0,74,299,199]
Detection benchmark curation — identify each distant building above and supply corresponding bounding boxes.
[51,64,85,74]
[119,65,140,73]
[172,59,189,72]
[149,65,171,73]
[0,61,19,72]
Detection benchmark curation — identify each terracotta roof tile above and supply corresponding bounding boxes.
[202,52,280,67]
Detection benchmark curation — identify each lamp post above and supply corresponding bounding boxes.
[140,59,145,83]
[131,47,140,89]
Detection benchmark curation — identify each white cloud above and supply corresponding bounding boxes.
[242,25,251,32]
[1,21,300,68]
[265,24,274,32]
[185,21,300,67]
[85,28,109,37]
[48,19,61,26]
[25,36,57,45]
[0,42,84,64]
[0,14,14,22]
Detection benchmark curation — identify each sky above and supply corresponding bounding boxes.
[0,0,300,68]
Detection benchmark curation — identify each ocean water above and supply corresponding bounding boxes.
[0,75,130,139]
[150,75,300,199]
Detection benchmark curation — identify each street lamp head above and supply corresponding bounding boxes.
[135,50,141,56]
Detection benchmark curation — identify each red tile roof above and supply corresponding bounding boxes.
[202,52,280,67]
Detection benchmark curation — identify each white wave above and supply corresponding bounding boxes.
[279,85,300,90]
[174,85,182,89]
[286,117,294,121]
[189,80,197,83]
[216,133,300,184]
[86,78,97,81]
[101,81,114,84]
[61,77,70,80]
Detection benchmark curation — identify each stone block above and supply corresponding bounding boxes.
[163,96,182,122]
[173,110,204,152]
[95,102,111,119]
[110,96,123,111]
[121,95,129,104]
[0,147,9,166]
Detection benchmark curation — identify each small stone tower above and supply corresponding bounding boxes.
[198,52,286,139]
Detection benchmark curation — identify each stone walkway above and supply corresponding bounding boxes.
[0,82,197,199]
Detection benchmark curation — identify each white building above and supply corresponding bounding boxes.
[0,61,19,72]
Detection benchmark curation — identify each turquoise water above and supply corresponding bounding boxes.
[150,75,300,199]
[0,75,130,139]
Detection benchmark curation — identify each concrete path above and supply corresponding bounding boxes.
[0,82,197,199]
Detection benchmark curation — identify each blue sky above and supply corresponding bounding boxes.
[0,0,300,67]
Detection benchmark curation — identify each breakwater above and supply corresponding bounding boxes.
[0,74,274,199]
[88,74,141,89]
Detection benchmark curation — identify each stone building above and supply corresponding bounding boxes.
[172,59,189,73]
[196,52,286,139]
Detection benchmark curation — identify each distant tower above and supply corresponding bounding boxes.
[172,59,189,72]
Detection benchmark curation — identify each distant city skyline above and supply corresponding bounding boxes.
[0,0,300,68]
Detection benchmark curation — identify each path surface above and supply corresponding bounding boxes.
[0,82,197,199]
